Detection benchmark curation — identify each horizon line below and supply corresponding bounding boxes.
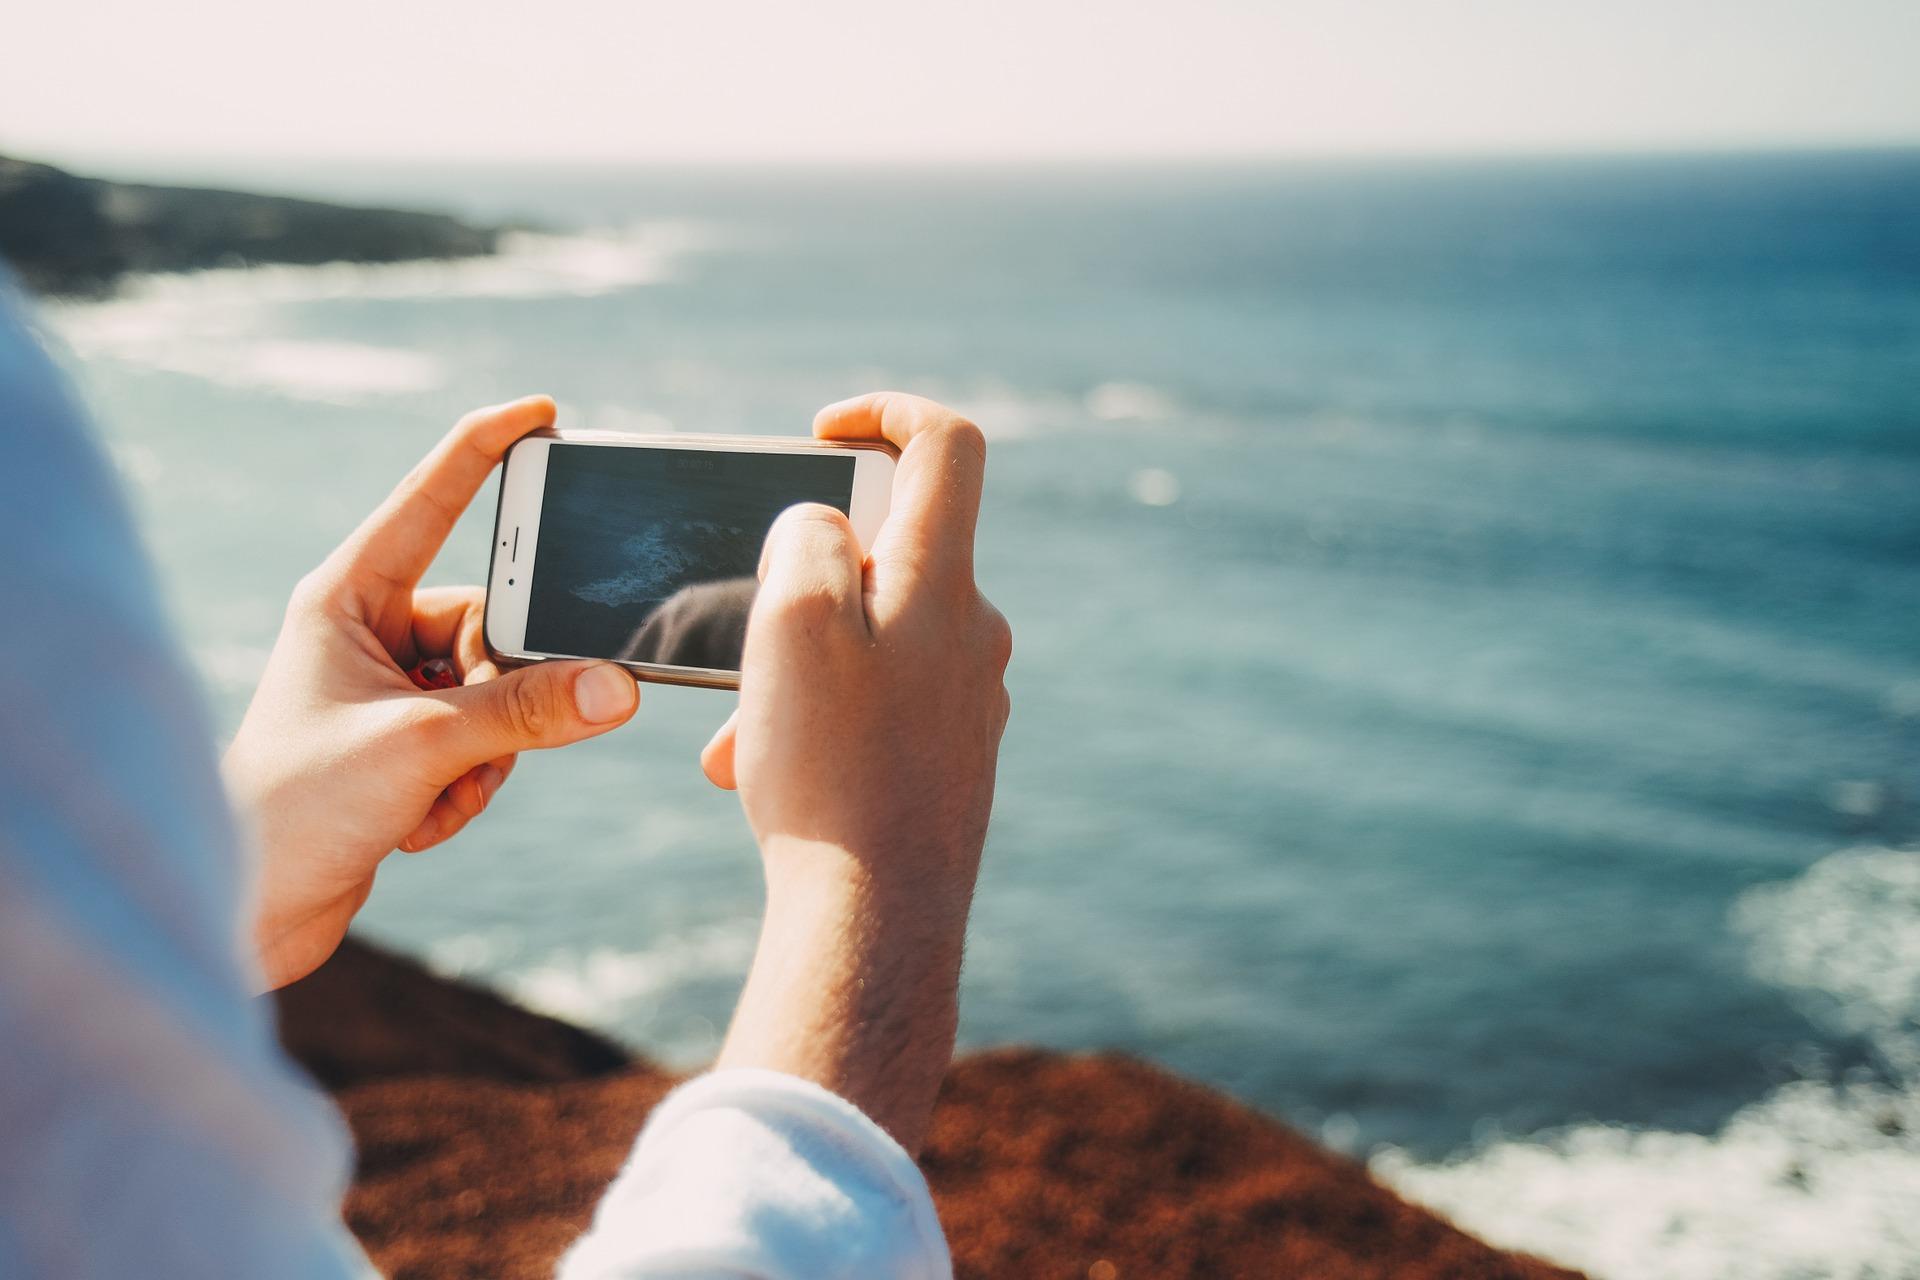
[13,137,1920,182]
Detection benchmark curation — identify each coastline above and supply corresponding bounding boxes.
[0,153,498,297]
[278,937,1583,1279]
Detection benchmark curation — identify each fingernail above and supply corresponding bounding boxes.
[476,764,506,803]
[574,664,636,723]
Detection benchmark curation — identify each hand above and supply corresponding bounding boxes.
[703,392,1012,1153]
[226,397,641,990]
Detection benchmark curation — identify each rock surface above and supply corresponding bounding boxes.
[278,938,1584,1279]
[0,154,496,296]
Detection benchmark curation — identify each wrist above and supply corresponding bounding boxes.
[759,847,970,1019]
[720,837,974,1154]
[759,833,978,927]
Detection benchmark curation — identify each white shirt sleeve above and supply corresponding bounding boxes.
[558,1070,953,1280]
[0,279,368,1279]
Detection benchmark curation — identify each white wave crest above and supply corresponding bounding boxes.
[1733,848,1920,1077]
[490,923,756,1033]
[1085,380,1179,422]
[1374,847,1920,1280]
[42,224,713,403]
[161,338,443,401]
[1129,467,1182,506]
[66,224,712,309]
[883,379,1182,442]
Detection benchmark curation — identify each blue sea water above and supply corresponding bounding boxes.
[45,151,1920,1276]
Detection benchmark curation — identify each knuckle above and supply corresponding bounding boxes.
[978,602,1014,671]
[286,569,341,618]
[384,698,450,752]
[781,501,852,536]
[868,390,910,429]
[452,404,494,436]
[761,581,848,633]
[885,555,977,622]
[766,503,842,557]
[501,675,554,741]
[933,417,987,466]
[445,408,510,468]
[762,503,851,579]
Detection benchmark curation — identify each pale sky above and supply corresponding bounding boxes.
[8,0,1919,167]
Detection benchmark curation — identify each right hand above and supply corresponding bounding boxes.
[702,392,1012,911]
[700,392,1012,1153]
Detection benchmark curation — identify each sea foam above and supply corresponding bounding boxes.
[432,922,758,1065]
[1374,847,1920,1280]
[42,225,712,403]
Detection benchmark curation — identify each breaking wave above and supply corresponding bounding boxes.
[430,922,758,1066]
[41,224,714,403]
[1374,847,1920,1280]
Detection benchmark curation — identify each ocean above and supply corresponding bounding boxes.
[42,151,1920,1278]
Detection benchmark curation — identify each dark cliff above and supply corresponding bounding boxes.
[0,154,496,296]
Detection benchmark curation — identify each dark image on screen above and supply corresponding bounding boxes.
[525,444,855,670]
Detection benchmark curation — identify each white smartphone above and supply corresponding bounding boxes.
[485,429,896,689]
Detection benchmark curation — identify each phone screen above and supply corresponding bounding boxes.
[524,443,856,671]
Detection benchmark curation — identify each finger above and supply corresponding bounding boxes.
[398,759,509,852]
[814,391,985,577]
[411,584,485,660]
[457,597,501,683]
[701,709,739,790]
[399,793,465,853]
[410,584,501,682]
[421,659,638,766]
[333,395,556,593]
[752,504,865,634]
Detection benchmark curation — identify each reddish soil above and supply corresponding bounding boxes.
[277,938,1583,1280]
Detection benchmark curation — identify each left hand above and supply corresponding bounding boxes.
[225,397,640,990]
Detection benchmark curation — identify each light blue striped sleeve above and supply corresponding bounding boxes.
[0,279,368,1280]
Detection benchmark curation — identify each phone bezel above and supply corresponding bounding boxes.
[483,428,896,690]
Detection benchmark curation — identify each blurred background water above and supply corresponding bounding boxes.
[44,150,1920,1276]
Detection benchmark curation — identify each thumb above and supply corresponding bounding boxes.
[427,660,638,765]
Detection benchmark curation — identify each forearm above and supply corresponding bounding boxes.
[717,837,970,1156]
